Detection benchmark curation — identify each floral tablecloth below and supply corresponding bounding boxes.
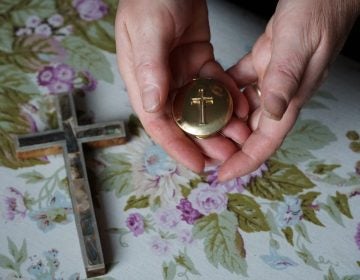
[1,0,360,279]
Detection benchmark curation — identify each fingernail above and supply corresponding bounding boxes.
[263,94,287,121]
[142,85,160,112]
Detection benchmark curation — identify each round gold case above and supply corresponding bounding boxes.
[172,78,233,138]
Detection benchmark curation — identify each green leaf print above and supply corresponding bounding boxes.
[73,20,116,53]
[320,196,344,226]
[0,0,22,14]
[306,160,360,186]
[324,266,341,280]
[346,131,359,141]
[296,244,321,270]
[0,238,27,273]
[0,91,36,134]
[193,211,248,275]
[98,153,132,197]
[0,36,62,72]
[350,141,360,153]
[274,144,316,164]
[265,210,282,236]
[174,251,200,275]
[275,118,337,164]
[227,193,270,232]
[288,119,337,150]
[0,128,46,169]
[0,65,39,94]
[0,255,16,271]
[162,261,176,280]
[0,19,13,52]
[8,0,55,26]
[331,192,352,219]
[124,195,150,211]
[312,163,341,175]
[62,36,114,83]
[7,238,27,265]
[299,192,324,227]
[281,227,294,246]
[248,160,315,201]
[18,170,45,184]
[294,222,311,243]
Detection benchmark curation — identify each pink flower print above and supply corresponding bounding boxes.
[188,183,228,215]
[355,223,360,250]
[37,66,56,86]
[176,198,202,224]
[47,14,64,28]
[177,228,194,245]
[26,15,41,28]
[48,80,73,94]
[72,0,108,21]
[241,163,268,185]
[34,23,52,37]
[150,236,172,256]
[15,28,32,37]
[126,213,145,237]
[206,166,245,193]
[2,187,27,221]
[55,64,75,82]
[154,208,181,229]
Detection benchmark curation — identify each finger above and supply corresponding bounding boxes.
[169,42,215,89]
[144,114,205,173]
[260,24,313,120]
[193,135,238,162]
[243,84,262,112]
[221,116,251,146]
[218,101,300,181]
[248,107,262,131]
[227,52,257,87]
[125,7,175,113]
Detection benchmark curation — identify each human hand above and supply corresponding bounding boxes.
[218,0,360,180]
[115,0,250,173]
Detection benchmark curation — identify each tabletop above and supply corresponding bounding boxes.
[0,0,360,279]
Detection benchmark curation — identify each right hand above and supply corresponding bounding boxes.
[115,0,250,173]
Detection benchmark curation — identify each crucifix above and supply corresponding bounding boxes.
[15,92,126,277]
[190,88,214,125]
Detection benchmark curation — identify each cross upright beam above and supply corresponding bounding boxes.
[191,88,214,125]
[15,92,126,277]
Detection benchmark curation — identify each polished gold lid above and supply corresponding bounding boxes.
[172,77,233,138]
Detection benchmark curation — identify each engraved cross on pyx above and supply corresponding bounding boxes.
[191,88,214,125]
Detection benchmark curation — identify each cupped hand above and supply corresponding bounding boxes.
[115,0,250,173]
[219,0,360,180]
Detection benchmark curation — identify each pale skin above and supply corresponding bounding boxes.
[115,0,360,181]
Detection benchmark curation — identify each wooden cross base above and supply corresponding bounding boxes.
[15,92,126,277]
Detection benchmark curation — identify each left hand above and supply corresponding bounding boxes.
[218,0,360,181]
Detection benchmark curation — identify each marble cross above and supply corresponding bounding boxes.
[15,93,126,277]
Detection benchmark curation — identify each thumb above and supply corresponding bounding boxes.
[128,14,173,113]
[261,27,312,120]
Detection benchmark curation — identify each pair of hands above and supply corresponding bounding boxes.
[115,0,359,181]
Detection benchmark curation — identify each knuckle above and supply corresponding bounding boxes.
[275,60,302,87]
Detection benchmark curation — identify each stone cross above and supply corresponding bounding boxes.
[191,88,214,125]
[15,93,126,277]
